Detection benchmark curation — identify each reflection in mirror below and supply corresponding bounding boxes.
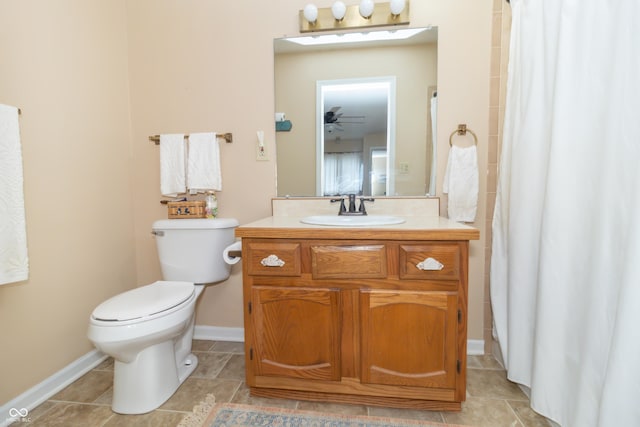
[318,77,395,196]
[274,27,437,197]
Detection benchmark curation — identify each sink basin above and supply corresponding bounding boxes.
[300,215,405,227]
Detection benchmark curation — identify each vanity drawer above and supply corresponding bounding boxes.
[311,245,387,279]
[399,244,460,281]
[247,242,301,277]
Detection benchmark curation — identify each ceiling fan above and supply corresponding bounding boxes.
[324,106,365,128]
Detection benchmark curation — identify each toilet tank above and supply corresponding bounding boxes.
[152,218,239,284]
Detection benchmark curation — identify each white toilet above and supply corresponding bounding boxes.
[87,218,239,414]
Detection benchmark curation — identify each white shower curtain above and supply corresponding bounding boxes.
[491,1,640,426]
[324,152,363,195]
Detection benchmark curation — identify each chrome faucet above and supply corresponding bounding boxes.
[331,194,374,216]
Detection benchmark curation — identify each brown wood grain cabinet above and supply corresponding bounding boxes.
[235,229,476,411]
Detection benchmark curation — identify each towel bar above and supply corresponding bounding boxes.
[150,133,233,144]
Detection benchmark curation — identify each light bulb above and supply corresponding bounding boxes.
[331,1,347,21]
[303,4,318,23]
[359,0,374,18]
[390,0,405,16]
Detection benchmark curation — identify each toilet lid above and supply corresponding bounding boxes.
[92,281,195,321]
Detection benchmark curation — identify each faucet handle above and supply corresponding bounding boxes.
[330,197,347,214]
[358,197,375,214]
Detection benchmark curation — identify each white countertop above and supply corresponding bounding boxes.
[240,215,473,231]
[236,215,480,240]
[236,197,479,240]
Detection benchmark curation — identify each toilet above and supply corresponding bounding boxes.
[87,218,239,414]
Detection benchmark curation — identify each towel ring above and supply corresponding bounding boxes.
[449,124,478,146]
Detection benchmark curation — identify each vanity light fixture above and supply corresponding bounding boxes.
[300,0,410,33]
[390,0,406,16]
[359,0,374,18]
[303,4,319,24]
[332,1,347,21]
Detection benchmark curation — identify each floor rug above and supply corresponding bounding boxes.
[178,394,466,427]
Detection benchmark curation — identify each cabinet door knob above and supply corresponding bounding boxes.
[416,257,444,271]
[261,254,285,267]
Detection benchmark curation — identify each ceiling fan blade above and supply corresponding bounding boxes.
[324,111,337,123]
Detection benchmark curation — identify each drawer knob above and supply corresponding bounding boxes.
[416,257,444,271]
[260,254,285,267]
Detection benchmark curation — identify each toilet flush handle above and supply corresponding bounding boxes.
[151,230,164,236]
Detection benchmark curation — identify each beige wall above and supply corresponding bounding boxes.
[124,0,278,330]
[0,1,136,404]
[0,0,492,405]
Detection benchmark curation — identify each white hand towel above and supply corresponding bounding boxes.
[160,134,186,196]
[187,132,221,192]
[0,104,29,285]
[443,145,479,222]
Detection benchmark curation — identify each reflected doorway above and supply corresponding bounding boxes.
[316,77,396,196]
[370,148,387,196]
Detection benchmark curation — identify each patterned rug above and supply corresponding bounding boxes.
[178,394,466,427]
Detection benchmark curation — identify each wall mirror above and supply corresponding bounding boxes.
[274,26,438,197]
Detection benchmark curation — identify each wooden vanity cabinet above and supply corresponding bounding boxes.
[250,286,342,381]
[238,235,472,411]
[360,290,459,390]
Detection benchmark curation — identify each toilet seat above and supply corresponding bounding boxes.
[92,281,195,322]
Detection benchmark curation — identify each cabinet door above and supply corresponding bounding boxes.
[360,290,458,389]
[251,286,341,381]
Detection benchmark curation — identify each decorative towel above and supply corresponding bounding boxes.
[443,145,479,222]
[160,134,186,196]
[187,132,221,192]
[0,104,29,285]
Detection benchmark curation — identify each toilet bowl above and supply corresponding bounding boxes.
[87,218,239,414]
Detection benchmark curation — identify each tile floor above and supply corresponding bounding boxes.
[15,340,551,426]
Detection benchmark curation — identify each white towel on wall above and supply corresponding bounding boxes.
[443,145,479,222]
[0,104,29,285]
[187,132,221,192]
[160,134,186,196]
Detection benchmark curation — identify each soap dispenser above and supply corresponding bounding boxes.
[205,191,218,218]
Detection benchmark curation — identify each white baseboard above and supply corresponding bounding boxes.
[467,339,485,355]
[0,349,107,427]
[193,325,244,342]
[193,326,485,356]
[0,329,482,426]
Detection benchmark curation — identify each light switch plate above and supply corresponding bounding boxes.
[256,130,268,161]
